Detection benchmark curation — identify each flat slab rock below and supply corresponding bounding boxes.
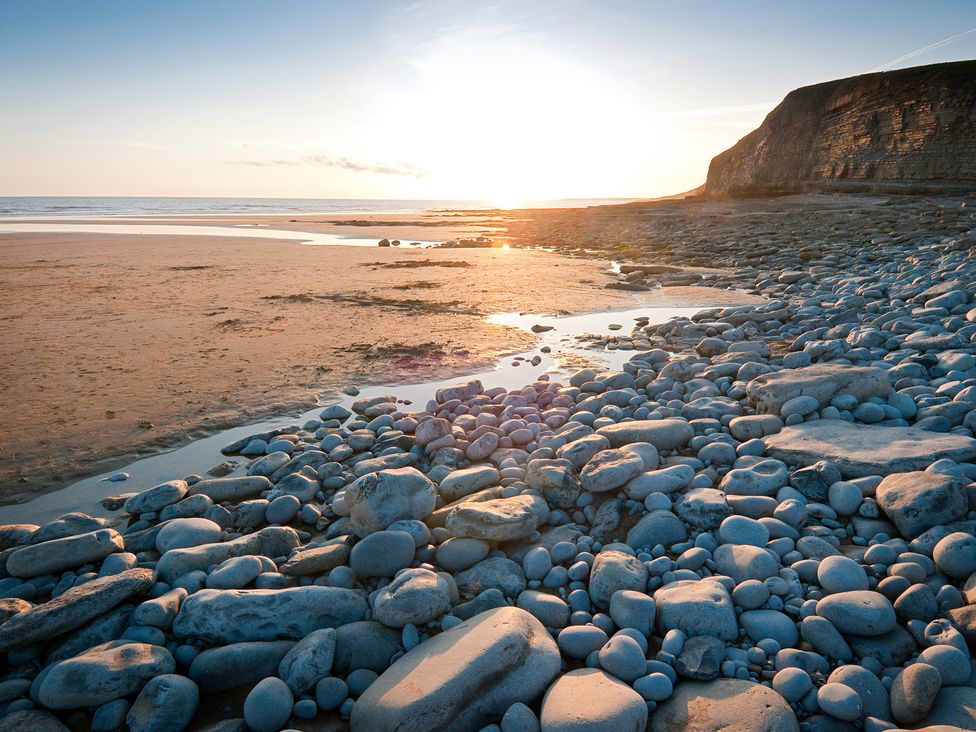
[764,420,976,478]
[746,364,891,413]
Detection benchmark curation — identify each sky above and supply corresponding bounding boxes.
[1,1,975,203]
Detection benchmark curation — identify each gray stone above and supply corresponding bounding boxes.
[747,364,891,413]
[243,677,293,732]
[155,518,221,553]
[876,471,969,539]
[0,568,154,652]
[891,662,942,726]
[655,579,738,641]
[189,641,294,692]
[373,568,453,628]
[345,467,437,537]
[523,459,582,509]
[765,421,976,478]
[675,488,732,530]
[280,542,350,577]
[439,466,501,501]
[626,510,686,551]
[589,550,649,610]
[350,531,416,577]
[596,419,694,450]
[917,686,976,729]
[580,449,645,492]
[740,609,799,647]
[435,537,490,572]
[126,674,199,732]
[455,557,527,599]
[278,628,337,694]
[713,544,779,584]
[0,710,69,731]
[827,664,890,720]
[206,555,263,589]
[36,641,175,709]
[652,678,799,732]
[540,668,647,732]
[445,494,545,541]
[6,528,124,578]
[676,635,725,680]
[156,526,300,583]
[172,586,368,643]
[187,476,271,502]
[817,555,869,593]
[351,607,561,732]
[333,621,401,674]
[816,591,896,636]
[124,480,188,515]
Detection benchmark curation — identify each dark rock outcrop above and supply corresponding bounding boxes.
[704,61,976,198]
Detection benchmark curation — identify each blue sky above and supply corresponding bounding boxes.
[1,0,974,200]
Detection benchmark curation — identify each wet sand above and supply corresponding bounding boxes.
[0,223,760,503]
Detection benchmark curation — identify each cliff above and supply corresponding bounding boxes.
[703,61,976,198]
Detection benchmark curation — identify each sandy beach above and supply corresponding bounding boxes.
[0,216,761,503]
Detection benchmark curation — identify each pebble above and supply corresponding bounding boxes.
[817,682,862,721]
[816,555,869,593]
[243,677,294,732]
[890,662,942,725]
[597,634,646,682]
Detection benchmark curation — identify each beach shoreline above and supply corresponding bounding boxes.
[0,212,760,505]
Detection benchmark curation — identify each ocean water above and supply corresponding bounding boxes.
[0,196,642,218]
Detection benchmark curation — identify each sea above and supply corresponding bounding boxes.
[0,196,642,218]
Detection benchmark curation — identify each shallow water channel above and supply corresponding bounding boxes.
[0,305,705,524]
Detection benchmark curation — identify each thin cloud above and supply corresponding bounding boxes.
[227,153,430,178]
[872,25,976,72]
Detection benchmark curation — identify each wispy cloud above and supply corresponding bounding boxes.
[227,153,430,178]
[872,25,976,72]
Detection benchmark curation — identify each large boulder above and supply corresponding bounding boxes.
[345,467,437,537]
[539,668,647,731]
[651,678,799,731]
[6,528,124,578]
[876,471,969,539]
[747,364,891,414]
[765,421,976,478]
[445,494,545,541]
[589,550,649,610]
[655,579,738,641]
[35,641,175,710]
[156,526,300,583]
[350,606,560,732]
[172,587,368,643]
[0,568,154,652]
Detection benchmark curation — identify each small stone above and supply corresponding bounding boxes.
[815,591,896,636]
[350,531,416,577]
[243,677,294,732]
[817,682,862,722]
[125,674,200,732]
[817,555,869,593]
[598,634,646,682]
[890,662,942,725]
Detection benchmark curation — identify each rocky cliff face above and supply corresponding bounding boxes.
[703,61,976,197]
